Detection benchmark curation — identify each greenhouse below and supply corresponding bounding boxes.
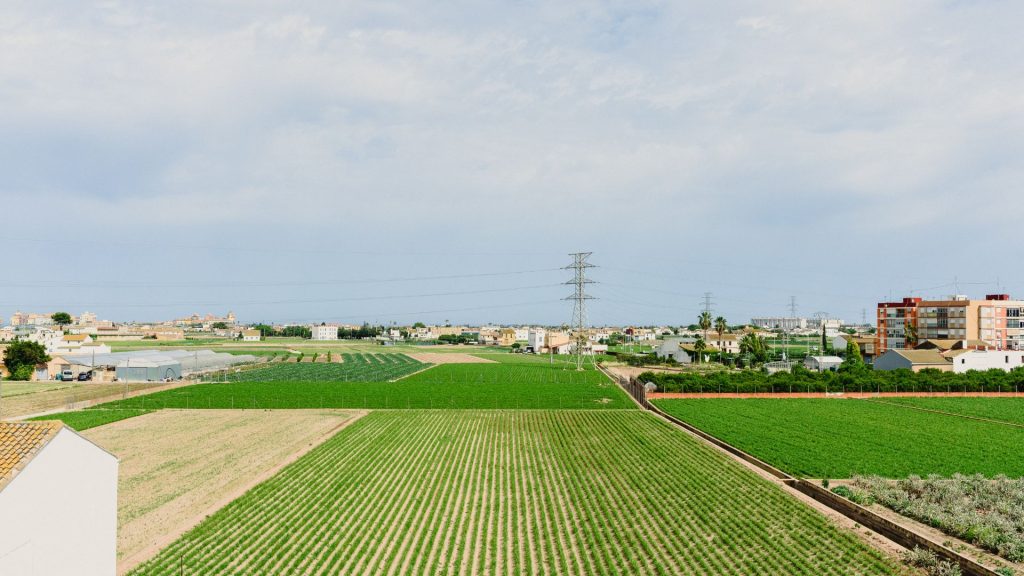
[59,349,256,381]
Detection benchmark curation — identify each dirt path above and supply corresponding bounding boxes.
[82,409,366,575]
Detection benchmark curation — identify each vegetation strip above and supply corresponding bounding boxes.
[652,399,1024,477]
[28,409,153,431]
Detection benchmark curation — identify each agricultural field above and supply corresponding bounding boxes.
[883,397,1024,426]
[30,408,153,430]
[0,381,173,419]
[128,411,898,576]
[96,360,630,410]
[81,409,362,572]
[216,353,425,382]
[838,475,1024,566]
[654,398,1024,478]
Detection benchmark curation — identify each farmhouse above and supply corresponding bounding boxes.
[873,349,953,372]
[949,349,1024,373]
[656,338,694,364]
[0,421,117,576]
[242,329,262,342]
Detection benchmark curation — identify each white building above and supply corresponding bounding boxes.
[751,317,808,331]
[803,355,844,372]
[311,324,338,341]
[527,329,546,352]
[951,350,1024,373]
[0,421,118,576]
[513,327,530,341]
[656,338,694,364]
[242,329,262,342]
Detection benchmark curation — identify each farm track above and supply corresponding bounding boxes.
[130,411,899,576]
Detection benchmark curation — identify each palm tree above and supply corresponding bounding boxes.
[714,316,727,360]
[698,311,712,344]
[693,337,707,364]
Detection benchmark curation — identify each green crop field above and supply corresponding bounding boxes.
[96,360,630,410]
[882,397,1024,426]
[654,399,1024,478]
[30,408,153,430]
[219,353,425,382]
[128,411,897,576]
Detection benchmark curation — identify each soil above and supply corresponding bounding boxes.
[406,353,497,364]
[82,409,365,575]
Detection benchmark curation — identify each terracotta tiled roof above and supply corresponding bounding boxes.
[0,421,63,491]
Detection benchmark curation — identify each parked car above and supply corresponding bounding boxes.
[58,369,74,381]
[77,371,93,381]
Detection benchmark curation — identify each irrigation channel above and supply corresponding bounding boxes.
[601,366,1002,576]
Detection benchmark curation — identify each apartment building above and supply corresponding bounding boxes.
[877,294,1024,353]
[311,324,338,341]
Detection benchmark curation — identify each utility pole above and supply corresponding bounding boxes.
[564,252,596,371]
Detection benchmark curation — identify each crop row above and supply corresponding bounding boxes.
[97,360,631,410]
[218,353,424,382]
[654,398,1024,478]
[129,411,897,575]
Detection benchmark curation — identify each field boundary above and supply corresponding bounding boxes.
[118,410,368,575]
[609,373,1003,576]
[859,398,1024,429]
[650,391,1024,399]
[390,362,437,382]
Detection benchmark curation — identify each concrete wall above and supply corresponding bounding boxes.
[0,429,117,576]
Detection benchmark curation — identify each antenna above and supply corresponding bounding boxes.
[564,252,596,371]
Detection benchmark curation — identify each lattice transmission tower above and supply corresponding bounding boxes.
[564,252,596,371]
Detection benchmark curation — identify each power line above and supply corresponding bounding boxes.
[0,267,563,290]
[0,283,564,309]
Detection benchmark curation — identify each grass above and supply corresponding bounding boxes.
[95,360,630,410]
[882,397,1024,426]
[654,398,1024,478]
[128,411,898,576]
[29,408,153,430]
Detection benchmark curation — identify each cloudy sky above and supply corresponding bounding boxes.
[1,1,1021,326]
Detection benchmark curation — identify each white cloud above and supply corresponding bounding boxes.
[1,0,1023,321]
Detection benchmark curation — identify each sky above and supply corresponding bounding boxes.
[1,1,1022,327]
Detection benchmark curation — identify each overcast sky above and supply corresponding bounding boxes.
[1,1,1022,326]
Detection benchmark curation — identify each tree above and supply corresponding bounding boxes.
[212,322,228,330]
[821,324,829,355]
[840,340,865,372]
[698,311,712,343]
[412,322,426,329]
[51,312,72,329]
[904,321,918,348]
[511,342,521,351]
[740,333,769,365]
[693,337,707,364]
[714,316,727,360]
[3,340,50,381]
